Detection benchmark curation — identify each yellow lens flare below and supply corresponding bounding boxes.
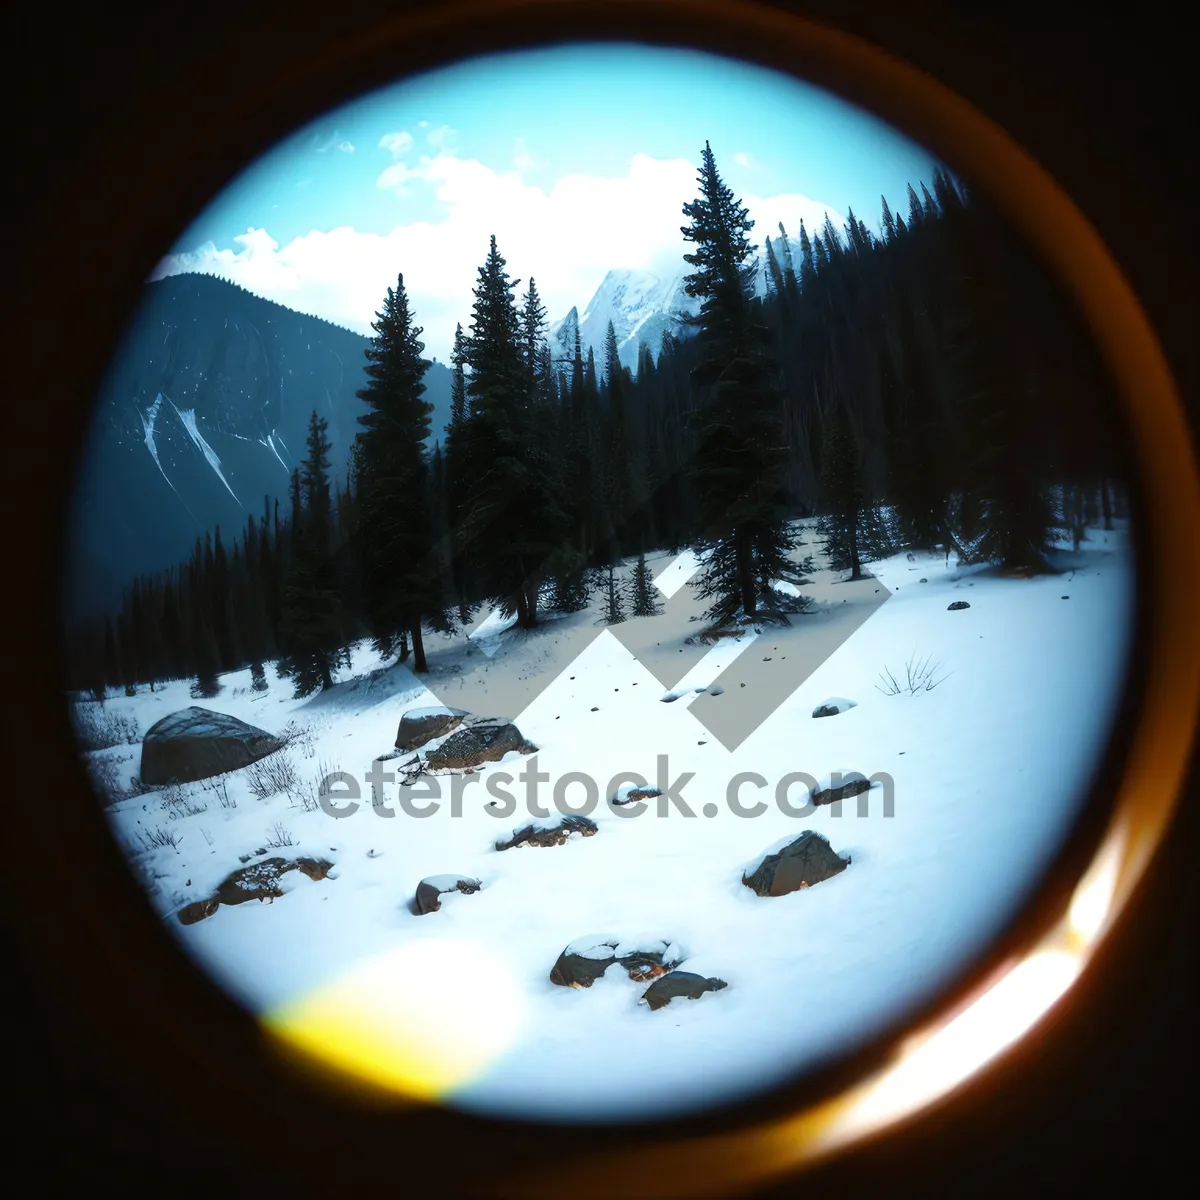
[263,937,525,1102]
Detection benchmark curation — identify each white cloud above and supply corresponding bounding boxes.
[153,152,844,362]
[338,141,355,153]
[732,151,752,169]
[379,130,414,156]
[426,124,455,150]
[511,137,536,172]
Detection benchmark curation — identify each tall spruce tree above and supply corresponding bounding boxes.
[355,272,439,671]
[459,236,570,627]
[817,399,868,580]
[628,553,662,617]
[277,411,341,695]
[680,140,793,622]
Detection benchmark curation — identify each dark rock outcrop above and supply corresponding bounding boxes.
[641,972,727,1010]
[177,897,220,925]
[948,600,971,610]
[611,786,662,807]
[495,814,597,850]
[213,856,333,906]
[141,706,282,785]
[742,830,849,897]
[174,856,333,924]
[549,937,681,988]
[812,772,872,806]
[424,719,537,771]
[412,874,481,915]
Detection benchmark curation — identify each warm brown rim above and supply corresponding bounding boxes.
[14,1,1198,1196]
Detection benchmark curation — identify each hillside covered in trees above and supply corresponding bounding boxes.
[64,146,1129,699]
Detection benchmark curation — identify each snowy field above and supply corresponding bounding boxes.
[77,520,1137,1121]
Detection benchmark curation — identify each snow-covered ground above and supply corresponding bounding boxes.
[79,521,1136,1121]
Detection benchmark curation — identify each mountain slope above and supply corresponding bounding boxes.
[548,235,807,377]
[65,274,451,623]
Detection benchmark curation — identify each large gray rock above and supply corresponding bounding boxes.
[424,718,537,771]
[742,830,849,897]
[395,706,469,751]
[141,706,283,785]
[641,972,728,1011]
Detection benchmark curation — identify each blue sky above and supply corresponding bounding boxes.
[157,42,941,360]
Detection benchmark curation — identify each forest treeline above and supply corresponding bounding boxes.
[65,145,1127,699]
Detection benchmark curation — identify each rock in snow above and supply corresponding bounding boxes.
[395,706,469,751]
[495,814,598,850]
[812,697,857,718]
[811,771,872,806]
[641,972,728,1011]
[412,874,481,915]
[948,600,971,611]
[550,936,683,988]
[424,718,537,771]
[141,706,283,785]
[742,831,850,897]
[175,856,334,924]
[214,856,333,906]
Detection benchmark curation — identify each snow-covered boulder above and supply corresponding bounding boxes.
[812,697,857,718]
[610,783,662,807]
[742,831,849,897]
[948,600,971,610]
[141,706,283,785]
[424,718,537,771]
[395,706,469,751]
[495,813,597,851]
[641,971,728,1011]
[412,873,481,915]
[549,936,683,988]
[174,855,334,924]
[213,856,333,906]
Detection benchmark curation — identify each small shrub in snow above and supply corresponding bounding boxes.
[199,774,236,810]
[876,652,950,696]
[246,752,299,800]
[279,720,316,759]
[250,661,268,692]
[70,704,139,751]
[292,758,340,813]
[160,782,207,819]
[264,820,297,849]
[137,825,181,851]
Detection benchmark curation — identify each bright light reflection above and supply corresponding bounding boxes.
[264,937,525,1100]
[814,949,1080,1147]
[1068,828,1124,944]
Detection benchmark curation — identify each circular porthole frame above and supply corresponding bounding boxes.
[11,1,1198,1196]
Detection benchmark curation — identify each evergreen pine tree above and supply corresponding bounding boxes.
[680,140,793,622]
[817,400,868,580]
[250,660,268,692]
[628,553,662,617]
[458,236,570,627]
[600,563,626,625]
[277,411,342,695]
[355,272,439,671]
